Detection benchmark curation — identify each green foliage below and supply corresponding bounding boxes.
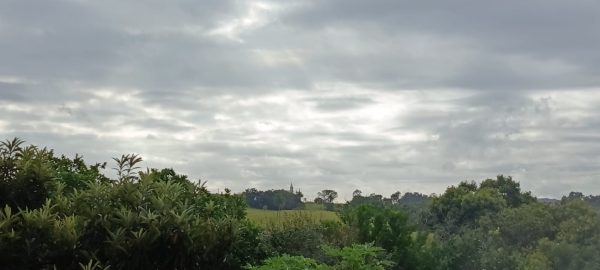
[50,154,109,193]
[78,259,111,270]
[262,212,328,260]
[347,191,431,229]
[341,205,412,251]
[244,188,304,210]
[479,175,535,207]
[425,175,533,233]
[228,220,271,268]
[349,193,386,207]
[0,138,54,211]
[495,203,556,247]
[112,154,142,182]
[521,250,552,270]
[340,204,440,270]
[561,191,600,210]
[249,254,328,270]
[319,220,357,248]
[424,180,600,270]
[0,138,257,270]
[519,200,600,270]
[397,192,431,208]
[324,244,392,270]
[317,190,338,204]
[421,176,538,269]
[249,244,390,270]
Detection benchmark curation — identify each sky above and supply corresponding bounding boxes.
[2,0,600,200]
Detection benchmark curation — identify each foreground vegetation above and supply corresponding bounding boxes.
[1,138,600,269]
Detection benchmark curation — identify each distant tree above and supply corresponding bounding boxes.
[244,188,304,210]
[425,181,506,232]
[318,190,338,204]
[353,189,362,198]
[495,203,557,247]
[368,193,382,201]
[561,191,600,210]
[390,191,401,204]
[348,193,384,208]
[398,192,431,207]
[562,191,585,202]
[585,194,600,209]
[479,175,535,207]
[425,176,537,234]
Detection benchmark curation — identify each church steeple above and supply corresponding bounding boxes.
[289,182,294,193]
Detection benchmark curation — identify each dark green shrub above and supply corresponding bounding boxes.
[262,213,327,260]
[0,138,259,270]
[0,139,54,211]
[249,244,391,270]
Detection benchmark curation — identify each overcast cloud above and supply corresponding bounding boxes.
[2,0,600,199]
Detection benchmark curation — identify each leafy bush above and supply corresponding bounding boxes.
[262,212,328,260]
[0,138,260,270]
[340,204,444,270]
[249,244,391,270]
[249,255,328,270]
[0,138,54,211]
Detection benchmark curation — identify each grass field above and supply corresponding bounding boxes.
[246,205,340,227]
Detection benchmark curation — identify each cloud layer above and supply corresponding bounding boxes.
[2,0,600,199]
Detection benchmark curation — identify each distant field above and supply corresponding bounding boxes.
[302,202,327,211]
[246,206,340,227]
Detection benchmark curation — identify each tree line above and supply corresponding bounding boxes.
[243,188,304,210]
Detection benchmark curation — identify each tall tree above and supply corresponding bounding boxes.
[318,189,338,204]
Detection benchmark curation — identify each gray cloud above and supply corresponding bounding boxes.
[1,0,600,199]
[306,96,375,111]
[278,0,600,90]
